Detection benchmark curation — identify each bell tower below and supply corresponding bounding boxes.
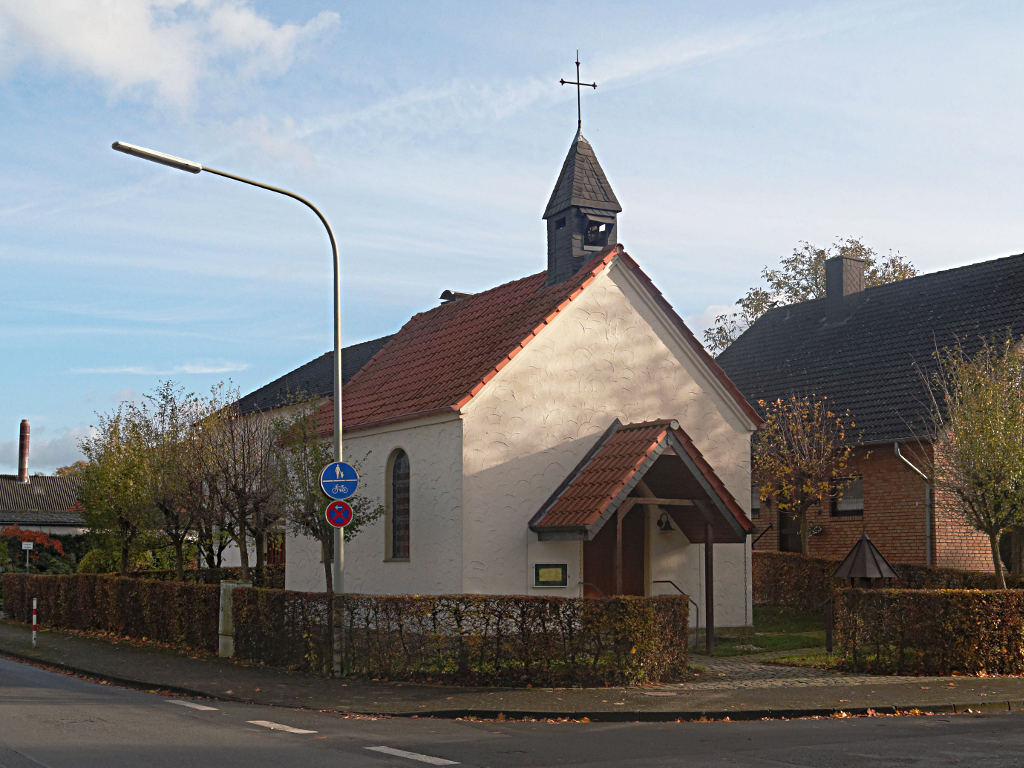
[543,130,621,285]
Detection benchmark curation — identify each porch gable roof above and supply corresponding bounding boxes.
[529,419,753,542]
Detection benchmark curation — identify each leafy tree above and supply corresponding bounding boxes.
[1,525,71,574]
[130,381,213,581]
[704,238,916,353]
[274,400,383,593]
[55,461,88,477]
[925,337,1024,588]
[78,406,159,575]
[753,395,857,555]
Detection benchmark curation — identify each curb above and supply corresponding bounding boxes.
[390,702,1023,722]
[0,649,248,705]
[2,645,1022,723]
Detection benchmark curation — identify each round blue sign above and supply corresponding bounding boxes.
[320,461,359,500]
[325,500,353,528]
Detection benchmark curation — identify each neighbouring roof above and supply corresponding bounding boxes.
[0,474,84,527]
[236,335,393,414]
[316,246,761,435]
[716,252,1024,444]
[543,131,622,219]
[529,419,753,542]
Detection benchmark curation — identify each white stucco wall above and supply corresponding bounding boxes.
[285,414,464,595]
[461,259,754,624]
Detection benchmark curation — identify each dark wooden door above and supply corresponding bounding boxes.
[779,509,801,553]
[583,508,646,596]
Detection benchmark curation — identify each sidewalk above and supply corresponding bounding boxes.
[2,620,1023,721]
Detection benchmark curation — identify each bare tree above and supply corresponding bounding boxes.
[204,394,283,584]
[274,399,383,592]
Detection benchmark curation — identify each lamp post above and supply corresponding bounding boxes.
[111,141,346,596]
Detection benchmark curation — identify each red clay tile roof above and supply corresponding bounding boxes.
[318,245,761,435]
[536,420,670,528]
[530,419,753,539]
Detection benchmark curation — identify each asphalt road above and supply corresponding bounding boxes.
[2,656,1024,767]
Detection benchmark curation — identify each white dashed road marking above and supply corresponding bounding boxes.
[247,720,318,734]
[166,700,218,711]
[365,746,459,765]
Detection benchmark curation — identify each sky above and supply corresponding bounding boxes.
[3,0,1024,474]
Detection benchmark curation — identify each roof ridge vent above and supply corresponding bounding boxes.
[439,290,473,304]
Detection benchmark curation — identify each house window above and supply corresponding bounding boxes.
[388,449,410,560]
[831,476,864,517]
[751,488,761,519]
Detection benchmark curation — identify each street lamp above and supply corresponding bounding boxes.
[111,141,346,596]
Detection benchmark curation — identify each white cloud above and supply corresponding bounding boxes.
[70,360,249,375]
[685,303,735,345]
[0,425,93,475]
[0,1,339,108]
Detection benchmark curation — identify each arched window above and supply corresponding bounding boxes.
[388,449,410,560]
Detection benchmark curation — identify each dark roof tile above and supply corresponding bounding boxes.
[0,474,84,526]
[717,252,1024,443]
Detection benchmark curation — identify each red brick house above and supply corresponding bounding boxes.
[717,252,1024,570]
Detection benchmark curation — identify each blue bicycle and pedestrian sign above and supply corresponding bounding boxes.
[325,500,354,528]
[320,461,359,500]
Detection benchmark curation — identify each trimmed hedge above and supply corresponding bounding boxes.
[1,573,219,653]
[752,551,1017,611]
[232,588,330,673]
[124,566,284,588]
[835,588,1024,675]
[232,591,690,686]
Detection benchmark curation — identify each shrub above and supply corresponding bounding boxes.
[752,551,1020,611]
[232,590,690,686]
[78,549,119,573]
[1,573,218,653]
[232,588,330,673]
[834,588,1024,675]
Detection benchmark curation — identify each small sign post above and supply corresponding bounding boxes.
[22,541,32,573]
[320,461,359,500]
[325,500,354,529]
[32,597,37,648]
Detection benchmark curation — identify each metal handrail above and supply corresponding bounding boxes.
[652,580,702,649]
[752,522,774,546]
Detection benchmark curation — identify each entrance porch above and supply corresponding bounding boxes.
[530,419,754,648]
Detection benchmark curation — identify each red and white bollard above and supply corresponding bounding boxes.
[32,598,37,648]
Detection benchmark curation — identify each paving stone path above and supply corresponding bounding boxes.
[663,649,951,691]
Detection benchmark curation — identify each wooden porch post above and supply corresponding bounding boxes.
[705,521,714,653]
[613,500,637,596]
[615,507,624,595]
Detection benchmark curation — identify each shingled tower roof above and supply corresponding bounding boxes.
[543,131,622,218]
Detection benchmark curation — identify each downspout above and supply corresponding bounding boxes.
[895,442,933,566]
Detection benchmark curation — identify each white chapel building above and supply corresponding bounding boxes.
[239,131,761,627]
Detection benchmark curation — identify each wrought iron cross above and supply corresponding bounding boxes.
[560,51,597,132]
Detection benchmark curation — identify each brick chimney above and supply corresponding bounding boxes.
[825,254,865,318]
[18,419,29,483]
